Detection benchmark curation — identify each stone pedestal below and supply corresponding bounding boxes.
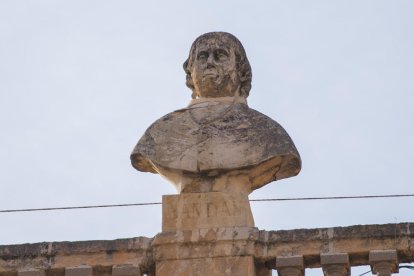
[153,192,268,275]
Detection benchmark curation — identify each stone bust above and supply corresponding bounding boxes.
[131,32,301,195]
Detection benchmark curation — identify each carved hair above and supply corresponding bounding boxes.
[183,32,252,99]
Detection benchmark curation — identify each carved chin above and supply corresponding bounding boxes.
[194,74,238,97]
[201,74,220,84]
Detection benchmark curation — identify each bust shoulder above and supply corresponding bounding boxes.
[131,102,300,190]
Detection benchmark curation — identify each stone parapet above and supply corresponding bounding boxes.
[1,223,413,275]
[0,237,153,275]
[255,222,414,268]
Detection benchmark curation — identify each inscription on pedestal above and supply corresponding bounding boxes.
[162,192,254,231]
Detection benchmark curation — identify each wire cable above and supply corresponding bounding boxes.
[249,194,414,202]
[399,265,414,270]
[0,202,161,213]
[358,270,372,276]
[1,194,413,213]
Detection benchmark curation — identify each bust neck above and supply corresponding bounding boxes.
[188,96,248,108]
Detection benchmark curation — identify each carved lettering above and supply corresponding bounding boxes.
[207,202,218,217]
[162,193,255,231]
[182,203,201,218]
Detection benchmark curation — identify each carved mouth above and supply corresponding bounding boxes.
[203,72,217,77]
[203,75,217,80]
[202,73,219,82]
[203,69,218,76]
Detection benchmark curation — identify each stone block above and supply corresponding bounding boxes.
[65,265,93,276]
[276,256,304,276]
[369,250,398,275]
[321,253,350,276]
[369,250,398,263]
[156,256,255,276]
[276,256,304,268]
[162,192,254,231]
[18,269,45,276]
[255,265,272,276]
[112,264,140,275]
[321,253,349,265]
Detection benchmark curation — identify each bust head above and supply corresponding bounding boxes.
[183,32,252,99]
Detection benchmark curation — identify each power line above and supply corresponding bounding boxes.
[249,194,414,202]
[0,202,161,213]
[1,194,413,214]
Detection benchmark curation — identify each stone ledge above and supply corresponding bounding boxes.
[0,237,153,274]
[256,222,414,267]
[0,237,152,259]
[1,222,413,274]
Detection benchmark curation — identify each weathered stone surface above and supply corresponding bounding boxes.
[369,250,399,276]
[321,253,350,276]
[129,30,301,276]
[1,223,413,274]
[112,264,140,276]
[156,256,255,276]
[275,256,304,276]
[320,253,349,265]
[255,266,272,276]
[131,32,301,194]
[152,227,257,261]
[0,237,153,274]
[162,192,254,231]
[132,102,300,192]
[17,269,45,276]
[322,265,349,276]
[65,265,92,276]
[256,223,414,268]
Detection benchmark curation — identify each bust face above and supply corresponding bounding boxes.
[191,39,241,98]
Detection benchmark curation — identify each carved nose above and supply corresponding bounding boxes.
[206,55,214,65]
[206,55,215,68]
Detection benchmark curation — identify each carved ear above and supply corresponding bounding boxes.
[183,58,190,71]
[238,64,251,82]
[186,74,193,88]
[237,63,252,97]
[236,73,245,97]
[185,74,197,99]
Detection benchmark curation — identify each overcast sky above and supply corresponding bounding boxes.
[1,1,413,275]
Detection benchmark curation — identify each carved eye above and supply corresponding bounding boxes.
[197,52,208,61]
[215,51,228,61]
